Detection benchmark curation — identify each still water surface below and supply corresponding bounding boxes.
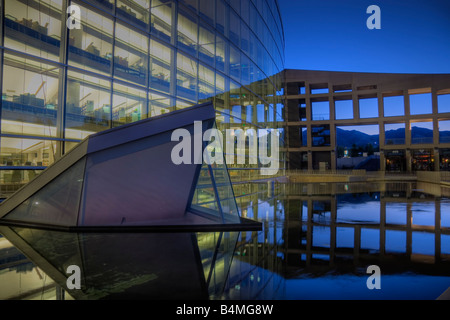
[1,182,449,300]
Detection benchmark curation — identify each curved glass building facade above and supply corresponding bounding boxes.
[0,0,285,193]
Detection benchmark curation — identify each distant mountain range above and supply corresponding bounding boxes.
[302,127,450,148]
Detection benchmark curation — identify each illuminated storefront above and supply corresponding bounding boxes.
[411,149,434,172]
[385,150,406,172]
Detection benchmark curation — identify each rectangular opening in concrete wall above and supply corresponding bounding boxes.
[411,121,433,144]
[310,83,329,95]
[257,103,265,123]
[276,103,284,122]
[311,98,330,121]
[288,151,306,170]
[439,120,450,144]
[300,126,308,147]
[300,99,307,121]
[359,94,378,119]
[385,123,405,145]
[286,82,305,95]
[312,125,330,147]
[383,91,405,117]
[336,125,379,170]
[334,96,353,120]
[333,84,352,93]
[312,152,331,171]
[299,83,306,95]
[288,126,301,148]
[357,85,377,91]
[438,89,450,113]
[409,89,432,115]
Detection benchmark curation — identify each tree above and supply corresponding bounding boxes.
[367,143,374,156]
[350,144,359,158]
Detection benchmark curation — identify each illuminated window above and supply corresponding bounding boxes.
[4,0,62,61]
[114,23,148,86]
[65,70,111,139]
[112,82,147,127]
[2,54,60,138]
[68,4,114,76]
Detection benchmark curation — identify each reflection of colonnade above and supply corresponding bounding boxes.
[283,184,450,276]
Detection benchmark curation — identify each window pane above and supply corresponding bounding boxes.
[411,121,433,144]
[151,0,172,42]
[438,93,450,113]
[2,54,59,138]
[149,92,173,117]
[176,53,197,101]
[68,4,113,76]
[65,70,111,139]
[335,99,353,120]
[177,10,198,57]
[311,101,330,121]
[0,137,56,169]
[439,120,450,143]
[150,40,172,94]
[384,95,404,117]
[117,0,150,29]
[198,24,215,67]
[112,83,147,127]
[385,123,405,145]
[4,157,86,227]
[114,23,148,86]
[4,0,62,61]
[410,93,432,115]
[198,64,215,102]
[359,96,378,118]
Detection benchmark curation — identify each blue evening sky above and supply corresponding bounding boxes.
[278,0,450,74]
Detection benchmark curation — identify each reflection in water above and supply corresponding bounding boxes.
[223,181,450,300]
[1,181,450,300]
[0,228,238,300]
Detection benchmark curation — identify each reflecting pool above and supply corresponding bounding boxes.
[1,182,450,300]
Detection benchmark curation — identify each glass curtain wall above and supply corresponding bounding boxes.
[0,0,286,189]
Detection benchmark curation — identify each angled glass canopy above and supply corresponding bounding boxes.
[0,102,261,232]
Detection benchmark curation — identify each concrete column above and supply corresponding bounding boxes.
[308,150,313,170]
[380,200,386,256]
[331,150,337,171]
[330,197,337,266]
[378,92,384,118]
[405,119,411,145]
[435,200,441,262]
[306,199,313,267]
[353,93,360,120]
[434,148,440,172]
[406,149,412,173]
[404,91,410,117]
[406,202,412,257]
[354,226,361,265]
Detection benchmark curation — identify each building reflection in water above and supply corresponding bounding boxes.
[1,181,450,300]
[223,181,450,300]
